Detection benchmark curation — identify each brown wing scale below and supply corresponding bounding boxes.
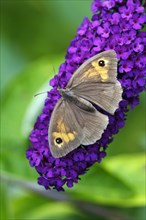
[67,50,123,114]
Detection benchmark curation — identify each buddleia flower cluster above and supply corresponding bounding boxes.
[26,0,146,191]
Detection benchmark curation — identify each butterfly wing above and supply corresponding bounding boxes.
[66,50,122,114]
[49,98,108,158]
[49,98,82,158]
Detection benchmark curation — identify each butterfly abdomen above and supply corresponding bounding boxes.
[72,96,95,112]
[59,88,95,112]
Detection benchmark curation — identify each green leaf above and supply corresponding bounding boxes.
[1,1,91,60]
[1,56,63,178]
[2,56,62,142]
[0,184,10,220]
[68,154,145,207]
[1,181,84,220]
[21,81,52,138]
[101,154,145,206]
[107,92,145,156]
[0,172,99,220]
[16,201,79,220]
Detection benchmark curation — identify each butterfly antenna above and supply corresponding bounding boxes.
[56,76,60,90]
[52,64,60,89]
[52,65,56,76]
[34,91,48,97]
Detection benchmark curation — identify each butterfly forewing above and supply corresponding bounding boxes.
[67,50,118,88]
[49,99,83,158]
[49,98,108,158]
[67,50,123,114]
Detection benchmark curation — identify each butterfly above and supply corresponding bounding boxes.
[48,50,123,158]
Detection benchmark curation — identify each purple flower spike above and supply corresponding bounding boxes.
[26,0,146,191]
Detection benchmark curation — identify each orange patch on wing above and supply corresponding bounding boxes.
[53,131,76,148]
[91,58,109,80]
[54,118,77,147]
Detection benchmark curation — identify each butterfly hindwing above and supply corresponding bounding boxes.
[71,80,122,114]
[49,98,108,158]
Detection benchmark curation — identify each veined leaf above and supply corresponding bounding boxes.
[68,154,145,207]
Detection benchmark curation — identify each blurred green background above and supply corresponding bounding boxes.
[1,1,145,220]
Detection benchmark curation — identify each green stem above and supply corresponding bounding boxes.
[1,171,130,220]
